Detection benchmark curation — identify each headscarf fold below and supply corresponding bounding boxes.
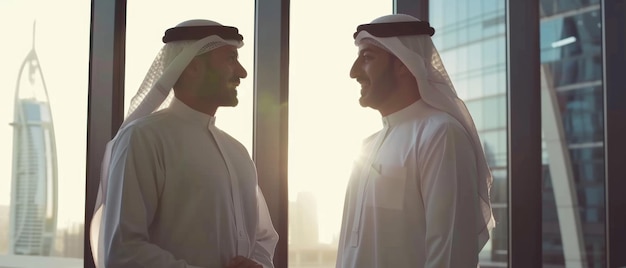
[354,14,495,250]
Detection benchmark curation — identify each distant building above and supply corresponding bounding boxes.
[290,191,319,248]
[8,25,58,256]
[289,192,337,268]
[0,205,9,254]
[52,223,84,259]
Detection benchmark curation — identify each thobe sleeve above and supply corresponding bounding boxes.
[251,187,279,268]
[419,122,480,268]
[102,129,204,268]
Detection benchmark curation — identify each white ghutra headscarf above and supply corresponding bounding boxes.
[90,19,244,267]
[353,14,496,250]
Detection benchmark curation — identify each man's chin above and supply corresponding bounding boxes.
[223,98,239,107]
[359,97,372,108]
[227,90,238,106]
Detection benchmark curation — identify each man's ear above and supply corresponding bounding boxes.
[185,58,203,76]
[177,58,202,88]
[392,58,411,77]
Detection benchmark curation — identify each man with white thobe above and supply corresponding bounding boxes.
[90,19,278,268]
[336,14,495,268]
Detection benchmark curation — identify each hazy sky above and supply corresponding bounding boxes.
[0,0,91,230]
[1,0,389,244]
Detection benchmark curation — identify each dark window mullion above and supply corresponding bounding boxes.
[394,0,429,21]
[85,0,126,267]
[602,0,626,266]
[253,0,290,267]
[507,0,542,267]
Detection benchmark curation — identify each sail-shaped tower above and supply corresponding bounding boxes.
[8,22,58,256]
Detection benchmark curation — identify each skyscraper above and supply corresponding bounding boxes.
[290,191,319,248]
[8,23,58,256]
[430,0,605,267]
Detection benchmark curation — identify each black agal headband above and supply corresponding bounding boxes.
[353,21,435,39]
[162,25,243,43]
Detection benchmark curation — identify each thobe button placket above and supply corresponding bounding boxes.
[208,122,250,257]
[351,120,390,247]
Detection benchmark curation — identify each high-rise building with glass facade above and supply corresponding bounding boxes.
[431,0,604,267]
[540,1,604,267]
[9,42,58,256]
[430,1,508,265]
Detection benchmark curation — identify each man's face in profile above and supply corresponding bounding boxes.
[349,42,398,111]
[195,45,247,108]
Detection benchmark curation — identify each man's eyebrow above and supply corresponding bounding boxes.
[358,48,375,55]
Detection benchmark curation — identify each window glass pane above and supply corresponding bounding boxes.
[540,3,605,267]
[541,0,601,17]
[125,0,254,151]
[558,87,603,144]
[289,1,390,267]
[482,71,499,97]
[0,0,89,267]
[468,44,483,83]
[541,10,602,88]
[431,0,508,266]
[466,100,484,130]
[482,39,497,68]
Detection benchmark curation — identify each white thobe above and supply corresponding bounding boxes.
[336,100,481,268]
[101,97,278,268]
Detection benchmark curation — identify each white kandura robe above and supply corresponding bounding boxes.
[102,97,278,268]
[336,100,481,268]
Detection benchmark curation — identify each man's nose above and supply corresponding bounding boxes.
[349,59,360,79]
[237,61,248,79]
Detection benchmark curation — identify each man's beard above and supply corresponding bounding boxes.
[359,66,397,109]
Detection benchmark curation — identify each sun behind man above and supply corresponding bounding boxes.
[336,14,495,268]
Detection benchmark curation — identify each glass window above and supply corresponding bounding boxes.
[457,0,469,23]
[430,2,444,31]
[443,31,459,50]
[467,76,484,101]
[558,87,603,144]
[496,95,506,128]
[483,0,499,14]
[0,0,90,267]
[457,47,469,74]
[468,1,483,19]
[542,11,602,88]
[289,1,390,267]
[466,100,484,130]
[541,0,601,17]
[483,98,498,129]
[467,44,483,82]
[482,71,499,98]
[125,0,254,151]
[442,50,459,78]
[482,39,497,68]
[431,1,508,266]
[540,4,605,267]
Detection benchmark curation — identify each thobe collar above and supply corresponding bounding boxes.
[168,96,217,127]
[382,99,425,127]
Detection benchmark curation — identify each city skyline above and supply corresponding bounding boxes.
[0,204,83,259]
